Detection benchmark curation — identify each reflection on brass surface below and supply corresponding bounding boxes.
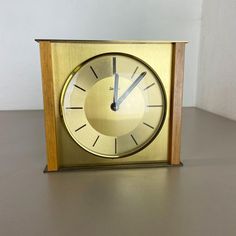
[51,42,172,167]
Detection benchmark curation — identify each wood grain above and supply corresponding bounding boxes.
[39,41,59,171]
[168,43,186,165]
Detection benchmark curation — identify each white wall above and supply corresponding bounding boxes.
[0,0,202,110]
[197,0,236,120]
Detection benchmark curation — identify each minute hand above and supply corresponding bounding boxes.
[113,73,119,104]
[116,72,147,107]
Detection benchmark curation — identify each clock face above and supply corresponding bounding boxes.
[61,53,166,158]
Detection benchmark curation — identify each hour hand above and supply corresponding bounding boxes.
[116,72,147,107]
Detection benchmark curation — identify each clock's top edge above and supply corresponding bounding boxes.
[35,39,188,44]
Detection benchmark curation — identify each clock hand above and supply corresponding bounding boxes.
[116,72,147,108]
[111,73,119,111]
[113,73,119,103]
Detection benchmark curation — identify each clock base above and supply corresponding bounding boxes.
[43,162,183,173]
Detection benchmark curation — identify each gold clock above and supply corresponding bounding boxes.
[37,40,186,171]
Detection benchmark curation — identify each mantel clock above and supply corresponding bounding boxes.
[36,40,186,171]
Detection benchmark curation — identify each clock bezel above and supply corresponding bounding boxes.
[60,52,167,159]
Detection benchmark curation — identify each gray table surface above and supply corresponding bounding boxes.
[0,108,236,236]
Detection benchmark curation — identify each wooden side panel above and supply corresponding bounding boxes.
[39,42,59,171]
[168,43,185,165]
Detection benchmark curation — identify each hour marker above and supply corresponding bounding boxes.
[143,122,154,129]
[146,105,163,107]
[131,66,139,79]
[113,57,116,74]
[115,138,117,154]
[74,84,86,92]
[66,107,83,109]
[131,134,138,145]
[75,124,86,132]
[90,66,98,79]
[93,135,100,147]
[143,83,155,91]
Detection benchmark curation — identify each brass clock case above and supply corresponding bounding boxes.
[37,40,186,170]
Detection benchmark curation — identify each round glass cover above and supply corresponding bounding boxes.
[61,53,167,158]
